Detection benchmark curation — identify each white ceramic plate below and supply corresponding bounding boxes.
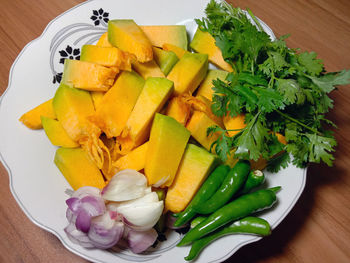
[0,0,306,262]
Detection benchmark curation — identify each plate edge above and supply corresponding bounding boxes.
[0,0,308,262]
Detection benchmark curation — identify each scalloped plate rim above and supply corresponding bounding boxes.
[0,0,307,262]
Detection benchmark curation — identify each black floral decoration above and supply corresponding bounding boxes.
[51,8,111,86]
[59,45,80,64]
[90,8,109,26]
[52,72,63,84]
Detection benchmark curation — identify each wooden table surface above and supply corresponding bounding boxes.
[0,0,349,262]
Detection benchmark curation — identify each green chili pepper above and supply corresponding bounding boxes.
[193,160,251,214]
[174,165,230,227]
[185,216,271,261]
[239,170,265,195]
[177,186,281,246]
[190,216,207,229]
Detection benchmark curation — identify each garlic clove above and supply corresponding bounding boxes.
[116,201,164,230]
[102,169,148,202]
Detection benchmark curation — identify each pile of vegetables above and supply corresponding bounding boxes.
[65,170,162,253]
[171,161,280,260]
[200,0,350,170]
[18,0,350,260]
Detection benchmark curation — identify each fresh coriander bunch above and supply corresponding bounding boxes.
[197,0,350,171]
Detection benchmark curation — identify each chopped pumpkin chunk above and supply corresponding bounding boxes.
[89,71,145,138]
[81,45,135,71]
[145,114,190,188]
[132,60,165,79]
[162,43,188,59]
[53,84,110,170]
[181,94,224,128]
[165,144,218,212]
[167,53,208,96]
[41,116,79,148]
[112,141,149,178]
[186,111,221,152]
[140,25,188,50]
[117,77,174,153]
[53,84,97,142]
[108,19,153,62]
[19,99,56,129]
[195,95,224,128]
[165,96,191,126]
[152,47,179,76]
[61,59,118,92]
[54,147,105,190]
[96,32,113,47]
[276,132,287,145]
[196,69,229,101]
[190,28,233,72]
[223,114,246,137]
[91,91,105,110]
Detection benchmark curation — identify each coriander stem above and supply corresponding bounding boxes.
[226,128,244,132]
[275,109,322,135]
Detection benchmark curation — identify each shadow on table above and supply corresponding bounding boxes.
[225,161,346,263]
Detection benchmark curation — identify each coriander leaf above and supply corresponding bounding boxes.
[285,140,309,168]
[215,34,238,63]
[234,113,269,160]
[309,69,350,93]
[267,152,291,173]
[225,71,239,83]
[255,86,285,113]
[276,79,305,105]
[316,92,334,113]
[259,57,273,76]
[211,94,228,117]
[267,51,288,72]
[239,24,271,64]
[238,72,268,86]
[267,112,286,133]
[267,133,285,157]
[269,35,289,52]
[211,78,243,116]
[207,125,234,161]
[285,122,300,141]
[303,89,315,104]
[206,125,222,137]
[305,133,337,166]
[235,85,258,112]
[297,51,323,76]
[259,51,288,76]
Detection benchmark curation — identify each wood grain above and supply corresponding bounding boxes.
[0,0,349,262]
